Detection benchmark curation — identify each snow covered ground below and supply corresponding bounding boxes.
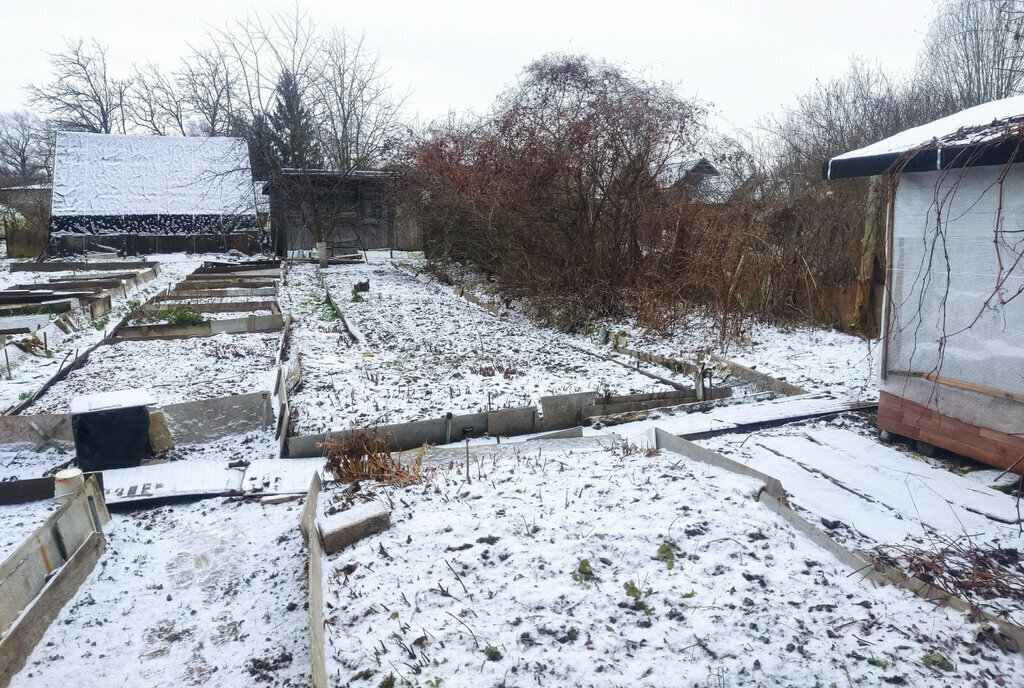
[634,319,879,401]
[0,499,58,561]
[696,415,1024,625]
[0,253,203,411]
[319,437,1023,687]
[27,332,280,413]
[3,251,1021,688]
[9,498,309,688]
[426,262,878,402]
[281,260,688,435]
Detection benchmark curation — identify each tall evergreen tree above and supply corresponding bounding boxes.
[269,70,321,170]
[242,113,279,182]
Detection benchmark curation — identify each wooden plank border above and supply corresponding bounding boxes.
[299,474,328,688]
[0,533,105,688]
[878,391,1024,473]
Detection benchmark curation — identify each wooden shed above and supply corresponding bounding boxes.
[825,96,1024,472]
[48,132,261,255]
[262,169,421,256]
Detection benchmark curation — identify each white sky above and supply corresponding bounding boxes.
[0,0,938,134]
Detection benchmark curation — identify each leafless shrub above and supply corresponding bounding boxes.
[322,430,427,487]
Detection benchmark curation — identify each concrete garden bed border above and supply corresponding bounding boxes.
[9,261,157,273]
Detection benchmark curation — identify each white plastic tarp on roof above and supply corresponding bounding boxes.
[51,133,254,217]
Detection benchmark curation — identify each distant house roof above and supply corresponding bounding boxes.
[51,132,255,217]
[676,158,720,178]
[824,95,1024,180]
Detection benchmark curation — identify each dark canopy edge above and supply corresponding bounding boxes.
[823,138,1024,180]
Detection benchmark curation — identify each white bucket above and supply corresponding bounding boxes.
[54,468,84,503]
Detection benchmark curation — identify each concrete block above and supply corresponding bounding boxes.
[289,411,494,458]
[376,417,448,451]
[147,410,175,453]
[540,391,596,430]
[449,412,489,441]
[487,406,537,436]
[584,395,699,417]
[162,391,272,444]
[317,500,391,554]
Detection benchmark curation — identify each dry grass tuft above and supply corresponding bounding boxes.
[322,430,429,487]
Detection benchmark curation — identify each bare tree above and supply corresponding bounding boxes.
[408,53,707,327]
[315,31,405,171]
[918,0,1024,110]
[127,63,187,136]
[0,111,48,183]
[206,8,403,171]
[179,46,236,136]
[26,38,130,134]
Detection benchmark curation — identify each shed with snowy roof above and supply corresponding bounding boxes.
[825,95,1024,472]
[48,132,262,255]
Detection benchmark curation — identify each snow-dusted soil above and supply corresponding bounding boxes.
[9,498,309,688]
[281,261,686,435]
[27,331,280,413]
[0,499,59,562]
[0,254,204,412]
[320,437,1023,687]
[161,295,273,305]
[0,446,69,482]
[433,263,878,401]
[156,428,281,465]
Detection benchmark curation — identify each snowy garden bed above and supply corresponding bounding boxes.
[27,331,280,413]
[0,499,58,562]
[317,437,1024,687]
[125,309,274,326]
[418,262,878,402]
[0,254,202,411]
[8,499,309,688]
[281,262,688,435]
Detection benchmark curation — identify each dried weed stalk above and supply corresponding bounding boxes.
[321,430,428,487]
[872,535,1024,609]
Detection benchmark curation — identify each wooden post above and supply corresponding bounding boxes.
[854,176,883,336]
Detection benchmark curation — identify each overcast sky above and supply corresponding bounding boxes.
[0,0,938,134]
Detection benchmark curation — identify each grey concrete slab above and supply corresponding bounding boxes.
[487,406,537,437]
[540,391,596,430]
[161,391,272,444]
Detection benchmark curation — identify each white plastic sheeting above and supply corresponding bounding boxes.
[887,164,1024,398]
[51,133,254,217]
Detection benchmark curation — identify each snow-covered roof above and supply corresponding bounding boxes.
[677,157,720,177]
[51,133,255,217]
[825,95,1024,180]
